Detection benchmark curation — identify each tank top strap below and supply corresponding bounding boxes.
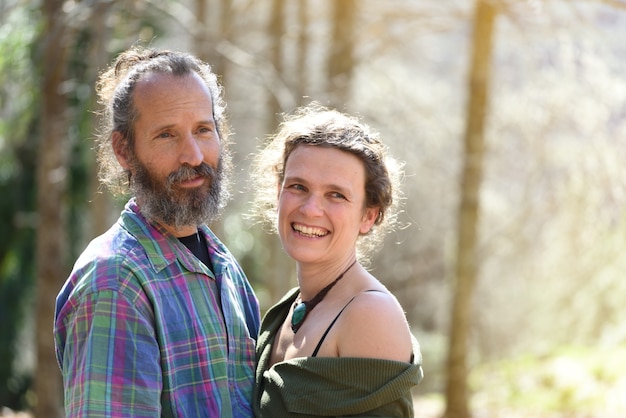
[311,289,384,357]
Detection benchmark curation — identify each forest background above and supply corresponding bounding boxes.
[1,0,625,417]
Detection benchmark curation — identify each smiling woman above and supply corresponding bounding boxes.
[251,103,404,263]
[249,103,423,417]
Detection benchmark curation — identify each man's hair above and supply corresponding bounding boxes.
[94,45,232,195]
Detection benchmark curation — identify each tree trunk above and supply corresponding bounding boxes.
[215,0,232,81]
[194,0,231,80]
[264,0,294,302]
[267,0,285,131]
[442,2,497,418]
[327,0,356,106]
[295,0,309,106]
[193,0,209,59]
[87,1,114,238]
[35,1,72,417]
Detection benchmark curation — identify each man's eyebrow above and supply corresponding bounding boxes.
[150,119,216,132]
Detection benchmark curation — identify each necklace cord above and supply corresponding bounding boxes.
[291,260,357,333]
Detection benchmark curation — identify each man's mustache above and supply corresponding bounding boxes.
[167,163,217,187]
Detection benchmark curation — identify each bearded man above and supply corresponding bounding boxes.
[54,46,260,418]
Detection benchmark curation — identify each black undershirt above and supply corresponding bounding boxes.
[178,231,225,317]
[178,231,211,268]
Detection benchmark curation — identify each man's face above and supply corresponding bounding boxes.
[122,72,227,232]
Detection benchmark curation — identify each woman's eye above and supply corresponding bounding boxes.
[331,192,347,200]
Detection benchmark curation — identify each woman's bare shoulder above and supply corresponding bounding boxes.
[337,289,413,362]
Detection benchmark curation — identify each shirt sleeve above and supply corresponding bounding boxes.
[59,289,162,418]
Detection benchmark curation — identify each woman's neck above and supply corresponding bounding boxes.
[296,258,358,301]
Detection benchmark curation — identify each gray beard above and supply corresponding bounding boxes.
[129,157,226,230]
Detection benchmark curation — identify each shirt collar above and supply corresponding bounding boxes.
[120,199,223,278]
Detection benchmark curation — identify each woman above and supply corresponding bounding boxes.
[250,104,423,417]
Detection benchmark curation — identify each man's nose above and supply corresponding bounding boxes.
[179,132,204,167]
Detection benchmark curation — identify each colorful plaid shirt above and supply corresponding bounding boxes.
[54,199,260,417]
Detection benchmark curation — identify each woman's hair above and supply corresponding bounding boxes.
[94,45,232,195]
[249,103,405,262]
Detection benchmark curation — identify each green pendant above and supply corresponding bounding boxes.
[291,303,308,332]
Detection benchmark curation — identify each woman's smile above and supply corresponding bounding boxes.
[292,222,329,238]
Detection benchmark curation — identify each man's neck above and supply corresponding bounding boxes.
[159,223,199,238]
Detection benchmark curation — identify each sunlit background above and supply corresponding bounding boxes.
[1,1,625,417]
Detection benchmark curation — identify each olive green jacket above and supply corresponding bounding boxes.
[254,288,424,417]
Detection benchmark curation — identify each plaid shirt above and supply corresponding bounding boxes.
[54,199,260,417]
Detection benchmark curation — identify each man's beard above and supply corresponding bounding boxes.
[129,155,227,230]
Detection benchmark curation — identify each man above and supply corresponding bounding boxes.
[54,46,260,417]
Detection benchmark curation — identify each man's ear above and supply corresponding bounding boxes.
[112,132,131,169]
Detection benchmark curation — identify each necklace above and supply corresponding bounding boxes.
[291,260,357,333]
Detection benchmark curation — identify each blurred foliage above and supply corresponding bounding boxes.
[413,345,626,418]
[0,3,40,410]
[470,345,626,417]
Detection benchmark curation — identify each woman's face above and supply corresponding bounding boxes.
[277,145,378,266]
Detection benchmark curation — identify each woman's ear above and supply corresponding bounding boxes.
[276,181,283,201]
[359,207,379,235]
[112,132,131,169]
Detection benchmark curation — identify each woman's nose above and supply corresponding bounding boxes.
[300,194,324,217]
